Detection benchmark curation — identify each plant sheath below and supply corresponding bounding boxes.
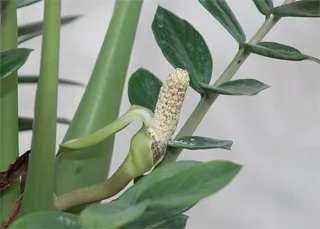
[54,0,143,212]
[0,0,20,223]
[20,0,61,215]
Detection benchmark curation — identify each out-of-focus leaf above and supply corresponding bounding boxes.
[79,201,149,229]
[151,214,188,229]
[199,0,246,43]
[252,0,274,15]
[152,6,213,93]
[169,136,233,150]
[128,68,162,112]
[122,206,192,229]
[18,16,81,44]
[0,150,30,191]
[270,0,320,17]
[241,42,320,63]
[16,0,42,8]
[201,79,270,96]
[8,211,83,229]
[0,48,32,80]
[18,75,85,86]
[19,117,71,131]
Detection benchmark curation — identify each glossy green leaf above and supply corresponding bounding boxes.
[8,211,83,229]
[19,117,71,131]
[241,42,320,63]
[128,68,162,112]
[270,0,320,17]
[126,213,188,229]
[169,136,233,150]
[18,16,81,44]
[252,0,274,15]
[136,160,241,210]
[118,161,201,204]
[0,48,32,80]
[198,0,246,43]
[152,6,212,93]
[16,0,42,8]
[200,79,270,96]
[122,207,192,229]
[18,75,85,86]
[153,214,188,229]
[79,201,149,229]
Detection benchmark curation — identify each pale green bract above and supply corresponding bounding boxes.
[59,105,154,152]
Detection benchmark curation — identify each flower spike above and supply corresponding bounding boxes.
[148,68,190,163]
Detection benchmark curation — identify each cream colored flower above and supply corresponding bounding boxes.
[148,68,189,163]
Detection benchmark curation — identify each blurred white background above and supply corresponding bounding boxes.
[17,0,320,228]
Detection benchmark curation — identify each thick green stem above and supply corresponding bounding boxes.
[158,0,296,166]
[55,123,154,211]
[54,156,133,211]
[20,0,61,215]
[0,0,20,223]
[54,0,143,212]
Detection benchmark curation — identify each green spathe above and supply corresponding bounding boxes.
[59,105,153,152]
[55,124,154,211]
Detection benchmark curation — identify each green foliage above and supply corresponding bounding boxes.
[8,211,82,229]
[201,79,270,96]
[241,42,320,63]
[252,0,274,15]
[16,0,42,8]
[1,0,21,223]
[18,117,71,131]
[20,0,61,215]
[128,68,162,112]
[270,0,320,17]
[152,6,213,93]
[122,207,192,229]
[118,161,201,204]
[54,2,143,210]
[133,161,241,210]
[118,160,241,210]
[79,201,149,229]
[199,0,246,43]
[18,16,81,44]
[2,0,319,228]
[73,161,239,228]
[0,48,32,80]
[18,75,85,86]
[169,136,233,150]
[153,214,188,229]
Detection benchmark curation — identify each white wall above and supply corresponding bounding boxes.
[18,0,320,228]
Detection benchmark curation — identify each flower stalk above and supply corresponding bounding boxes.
[55,124,154,211]
[20,0,61,215]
